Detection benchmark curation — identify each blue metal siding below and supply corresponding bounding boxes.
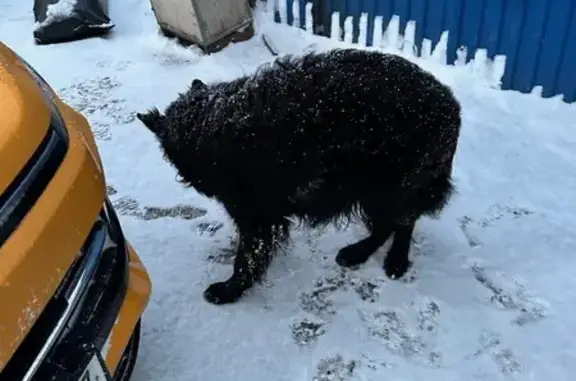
[553,1,576,102]
[274,0,576,103]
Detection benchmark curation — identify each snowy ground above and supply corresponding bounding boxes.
[2,1,576,380]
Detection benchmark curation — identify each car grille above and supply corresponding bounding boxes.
[0,112,68,247]
[0,198,129,381]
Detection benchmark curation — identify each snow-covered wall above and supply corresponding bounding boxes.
[270,0,576,103]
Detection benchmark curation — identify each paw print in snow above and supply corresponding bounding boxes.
[361,354,391,372]
[196,221,224,237]
[313,355,357,381]
[416,298,441,333]
[112,196,140,216]
[471,265,549,326]
[111,196,207,221]
[493,348,521,375]
[58,76,135,140]
[458,204,536,248]
[465,330,522,376]
[350,279,381,303]
[479,205,535,228]
[141,205,207,220]
[458,215,482,248]
[290,318,326,347]
[312,354,391,379]
[299,270,386,317]
[359,297,443,367]
[465,329,501,359]
[299,270,348,317]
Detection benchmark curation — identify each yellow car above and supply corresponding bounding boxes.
[0,41,151,380]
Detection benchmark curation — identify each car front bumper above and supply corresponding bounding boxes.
[0,198,151,381]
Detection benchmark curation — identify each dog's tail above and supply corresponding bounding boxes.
[136,107,165,135]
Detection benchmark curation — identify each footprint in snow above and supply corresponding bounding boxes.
[477,204,535,228]
[58,76,136,141]
[471,264,549,326]
[111,195,207,221]
[359,297,444,367]
[351,279,381,303]
[465,330,522,376]
[196,221,225,237]
[290,318,326,347]
[140,205,207,220]
[458,204,536,248]
[493,348,522,375]
[303,232,435,313]
[312,354,391,380]
[313,355,358,381]
[299,254,421,317]
[360,354,391,372]
[112,196,140,215]
[298,270,352,317]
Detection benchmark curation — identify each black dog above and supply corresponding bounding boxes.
[137,48,462,305]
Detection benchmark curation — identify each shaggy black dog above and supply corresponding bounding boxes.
[136,48,462,305]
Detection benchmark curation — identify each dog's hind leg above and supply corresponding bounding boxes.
[383,221,415,279]
[335,200,394,268]
[382,172,454,279]
[203,219,289,304]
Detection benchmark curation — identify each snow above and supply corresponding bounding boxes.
[35,0,77,28]
[2,0,576,380]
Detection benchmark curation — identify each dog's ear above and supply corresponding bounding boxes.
[191,78,207,91]
[136,107,165,135]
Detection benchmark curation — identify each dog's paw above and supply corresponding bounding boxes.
[203,281,245,305]
[335,244,371,268]
[383,257,411,280]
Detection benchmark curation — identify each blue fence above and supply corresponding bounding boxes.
[274,0,576,103]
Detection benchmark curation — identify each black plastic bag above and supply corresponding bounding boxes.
[33,0,115,45]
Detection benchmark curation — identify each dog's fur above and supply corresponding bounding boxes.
[137,48,462,305]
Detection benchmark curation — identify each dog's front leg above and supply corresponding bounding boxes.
[203,221,288,304]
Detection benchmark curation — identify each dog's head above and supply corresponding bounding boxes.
[136,107,165,136]
[135,79,223,196]
[189,78,208,91]
[136,79,209,138]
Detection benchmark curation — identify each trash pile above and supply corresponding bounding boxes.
[33,0,114,44]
